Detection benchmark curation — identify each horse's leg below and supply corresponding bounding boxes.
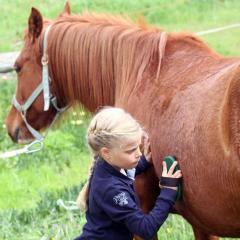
[192,227,219,240]
[134,166,160,240]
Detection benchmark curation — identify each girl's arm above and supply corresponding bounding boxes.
[135,154,151,175]
[97,161,182,239]
[98,185,177,239]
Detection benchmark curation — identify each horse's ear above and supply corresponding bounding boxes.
[58,1,71,18]
[137,15,148,30]
[28,7,43,43]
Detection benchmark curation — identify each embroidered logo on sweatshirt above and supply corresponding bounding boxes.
[113,192,128,206]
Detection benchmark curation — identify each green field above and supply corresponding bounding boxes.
[0,0,240,239]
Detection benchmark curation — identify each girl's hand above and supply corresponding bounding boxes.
[160,161,182,190]
[140,131,152,163]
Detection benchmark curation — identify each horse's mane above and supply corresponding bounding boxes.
[43,12,211,111]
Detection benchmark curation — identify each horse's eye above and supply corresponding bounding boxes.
[14,65,21,73]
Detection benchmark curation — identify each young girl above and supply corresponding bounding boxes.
[75,107,182,240]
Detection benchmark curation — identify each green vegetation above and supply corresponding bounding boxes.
[0,0,240,239]
[1,0,240,56]
[0,77,91,239]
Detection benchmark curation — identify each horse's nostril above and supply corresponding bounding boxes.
[13,127,21,142]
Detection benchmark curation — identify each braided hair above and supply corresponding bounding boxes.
[77,107,142,211]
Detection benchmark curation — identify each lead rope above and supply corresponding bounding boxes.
[0,140,44,158]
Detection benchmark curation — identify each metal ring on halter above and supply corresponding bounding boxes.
[25,140,44,154]
[41,54,48,65]
[0,140,44,159]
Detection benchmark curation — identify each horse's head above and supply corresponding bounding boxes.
[5,3,71,143]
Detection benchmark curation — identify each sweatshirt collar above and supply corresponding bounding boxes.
[96,157,134,183]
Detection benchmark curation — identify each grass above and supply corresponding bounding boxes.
[0,185,86,240]
[1,0,240,239]
[0,73,88,232]
[0,151,89,210]
[1,0,240,55]
[0,76,91,239]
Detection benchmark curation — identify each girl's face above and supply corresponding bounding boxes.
[103,137,142,170]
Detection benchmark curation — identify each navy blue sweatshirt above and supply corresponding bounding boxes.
[75,156,177,240]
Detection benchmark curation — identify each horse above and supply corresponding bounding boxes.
[5,2,240,240]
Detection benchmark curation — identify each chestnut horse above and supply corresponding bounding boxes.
[6,3,240,240]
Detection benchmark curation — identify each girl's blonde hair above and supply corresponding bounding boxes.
[77,107,142,211]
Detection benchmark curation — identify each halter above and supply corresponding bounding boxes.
[0,25,68,158]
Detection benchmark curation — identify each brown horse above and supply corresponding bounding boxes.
[5,2,240,240]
